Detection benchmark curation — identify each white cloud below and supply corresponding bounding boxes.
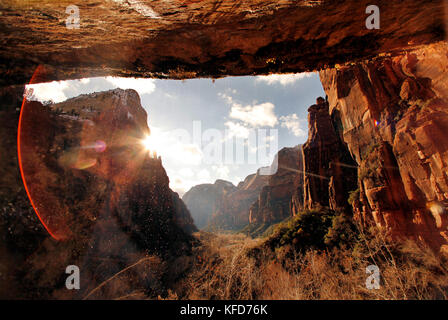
[224,121,250,139]
[26,76,157,104]
[255,73,314,85]
[26,81,70,103]
[219,92,278,128]
[144,126,203,166]
[219,91,278,128]
[218,92,234,104]
[280,114,307,137]
[105,76,156,96]
[230,102,278,127]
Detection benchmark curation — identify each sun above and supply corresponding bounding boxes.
[141,135,152,151]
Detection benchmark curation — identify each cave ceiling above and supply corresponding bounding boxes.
[0,0,446,86]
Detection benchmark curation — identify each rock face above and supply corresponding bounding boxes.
[2,88,196,298]
[19,88,196,240]
[183,179,237,229]
[291,146,305,217]
[0,85,48,299]
[249,146,302,224]
[302,99,358,212]
[172,191,198,234]
[319,41,448,253]
[209,170,269,230]
[1,0,446,86]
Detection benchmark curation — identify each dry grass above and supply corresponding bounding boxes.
[173,229,448,300]
[78,228,448,300]
[172,232,264,299]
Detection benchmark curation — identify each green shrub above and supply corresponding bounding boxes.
[347,188,360,206]
[324,213,359,248]
[265,207,335,252]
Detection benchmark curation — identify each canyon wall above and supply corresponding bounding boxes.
[0,85,47,299]
[301,99,358,213]
[319,42,448,253]
[204,147,302,232]
[1,88,196,298]
[183,179,237,229]
[1,1,446,86]
[249,146,302,225]
[209,169,269,230]
[290,145,305,217]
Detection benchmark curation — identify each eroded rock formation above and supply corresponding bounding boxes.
[172,191,198,234]
[183,179,237,229]
[302,98,358,213]
[0,0,446,86]
[209,169,269,230]
[320,41,448,253]
[249,146,302,225]
[2,88,196,298]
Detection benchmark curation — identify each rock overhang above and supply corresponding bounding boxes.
[0,0,446,86]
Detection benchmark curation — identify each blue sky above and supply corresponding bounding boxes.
[27,73,325,196]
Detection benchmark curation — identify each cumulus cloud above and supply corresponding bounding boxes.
[26,76,156,104]
[219,92,278,128]
[230,102,278,127]
[26,81,70,103]
[218,92,234,105]
[224,121,251,139]
[105,76,156,96]
[255,73,314,85]
[279,114,307,137]
[145,126,203,166]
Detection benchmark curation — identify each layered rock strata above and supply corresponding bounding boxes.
[319,41,448,253]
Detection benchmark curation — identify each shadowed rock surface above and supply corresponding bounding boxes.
[302,99,358,212]
[209,169,269,230]
[0,0,446,86]
[249,146,302,225]
[183,179,237,229]
[1,0,448,299]
[1,88,196,299]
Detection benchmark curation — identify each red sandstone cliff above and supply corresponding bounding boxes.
[183,179,237,229]
[249,146,302,225]
[10,88,196,298]
[19,88,196,240]
[319,42,448,254]
[208,169,269,230]
[301,98,358,213]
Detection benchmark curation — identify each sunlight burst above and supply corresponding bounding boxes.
[141,135,152,151]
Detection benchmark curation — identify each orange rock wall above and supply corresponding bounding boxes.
[320,42,448,253]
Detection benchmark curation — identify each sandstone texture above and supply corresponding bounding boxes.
[302,99,358,212]
[249,146,302,225]
[1,88,196,298]
[0,0,448,299]
[0,0,446,86]
[209,169,269,230]
[20,88,196,240]
[320,41,448,252]
[183,179,237,229]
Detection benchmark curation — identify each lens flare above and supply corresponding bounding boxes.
[94,140,107,153]
[141,135,152,151]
